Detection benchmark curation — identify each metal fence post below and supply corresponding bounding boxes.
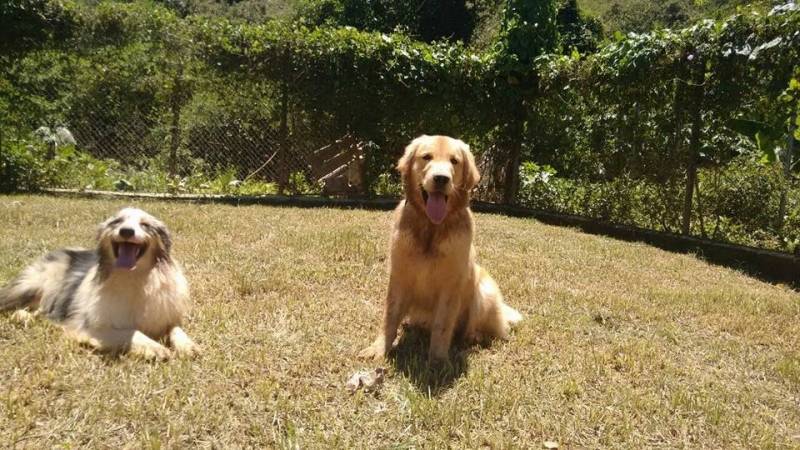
[168,63,183,178]
[277,75,289,194]
[681,58,705,236]
[779,109,797,235]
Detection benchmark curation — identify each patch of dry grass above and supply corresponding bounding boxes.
[1,194,798,448]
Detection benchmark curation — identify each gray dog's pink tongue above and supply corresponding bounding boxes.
[425,192,448,224]
[115,243,139,270]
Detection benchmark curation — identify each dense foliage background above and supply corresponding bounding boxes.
[0,0,798,252]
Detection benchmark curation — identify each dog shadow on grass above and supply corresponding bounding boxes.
[389,325,485,396]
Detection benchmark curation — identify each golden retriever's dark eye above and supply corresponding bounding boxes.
[422,154,432,161]
[451,158,459,165]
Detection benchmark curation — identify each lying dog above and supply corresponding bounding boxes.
[0,207,198,359]
[360,135,522,362]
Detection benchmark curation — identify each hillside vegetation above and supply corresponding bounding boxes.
[578,0,773,34]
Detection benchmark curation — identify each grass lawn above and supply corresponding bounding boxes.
[1,194,799,448]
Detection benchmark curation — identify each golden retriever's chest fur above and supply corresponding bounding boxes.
[389,202,476,309]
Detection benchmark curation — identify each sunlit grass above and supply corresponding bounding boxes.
[1,194,798,448]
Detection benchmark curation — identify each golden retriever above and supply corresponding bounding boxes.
[0,208,198,360]
[360,135,522,362]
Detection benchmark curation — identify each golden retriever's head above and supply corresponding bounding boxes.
[96,207,173,272]
[398,135,480,224]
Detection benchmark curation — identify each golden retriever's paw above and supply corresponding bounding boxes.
[358,344,386,360]
[173,340,201,358]
[464,331,487,345]
[426,354,455,373]
[427,351,449,365]
[132,342,172,361]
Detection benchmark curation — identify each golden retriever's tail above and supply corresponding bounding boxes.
[501,302,523,327]
[476,266,523,339]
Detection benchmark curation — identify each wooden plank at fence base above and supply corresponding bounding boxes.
[41,189,799,288]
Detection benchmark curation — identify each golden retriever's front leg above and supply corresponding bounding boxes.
[429,296,461,362]
[169,326,200,357]
[359,288,405,360]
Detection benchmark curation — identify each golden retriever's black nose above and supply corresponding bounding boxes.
[119,227,135,238]
[433,175,450,187]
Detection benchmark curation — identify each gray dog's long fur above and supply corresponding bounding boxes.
[0,249,98,320]
[0,207,198,359]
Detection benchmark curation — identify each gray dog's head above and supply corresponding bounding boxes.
[97,208,173,272]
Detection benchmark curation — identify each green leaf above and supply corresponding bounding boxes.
[755,132,777,162]
[728,118,783,162]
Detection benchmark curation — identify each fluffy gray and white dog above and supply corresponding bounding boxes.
[0,207,199,359]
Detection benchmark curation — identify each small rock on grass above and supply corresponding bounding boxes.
[543,441,559,449]
[346,368,386,394]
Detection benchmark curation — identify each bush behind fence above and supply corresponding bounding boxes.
[1,1,798,253]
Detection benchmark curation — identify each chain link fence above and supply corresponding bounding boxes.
[1,10,797,256]
[7,77,399,197]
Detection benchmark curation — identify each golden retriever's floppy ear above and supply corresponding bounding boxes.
[461,143,480,191]
[398,135,426,181]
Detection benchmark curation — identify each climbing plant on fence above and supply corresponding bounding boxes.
[1,0,798,252]
[526,4,800,251]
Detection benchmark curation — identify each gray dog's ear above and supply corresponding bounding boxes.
[460,143,480,191]
[143,220,172,263]
[95,223,105,242]
[96,213,120,242]
[155,222,172,262]
[398,135,427,182]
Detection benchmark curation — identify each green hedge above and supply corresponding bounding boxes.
[526,5,800,250]
[1,0,798,252]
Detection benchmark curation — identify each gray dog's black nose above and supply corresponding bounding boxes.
[119,227,135,238]
[433,175,450,187]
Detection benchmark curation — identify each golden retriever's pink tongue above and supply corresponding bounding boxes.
[115,243,138,270]
[425,192,447,224]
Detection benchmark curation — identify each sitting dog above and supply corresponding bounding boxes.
[360,135,522,362]
[0,207,198,360]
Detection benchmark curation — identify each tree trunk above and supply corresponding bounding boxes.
[682,62,704,236]
[501,101,525,205]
